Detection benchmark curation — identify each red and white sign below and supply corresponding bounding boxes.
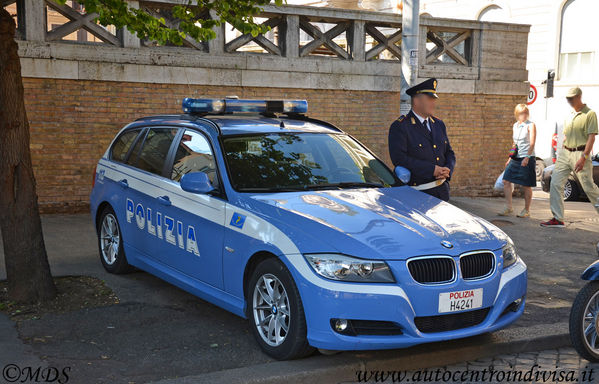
[439,288,483,313]
[527,84,538,105]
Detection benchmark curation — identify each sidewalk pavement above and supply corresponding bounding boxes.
[393,347,597,384]
[0,190,598,383]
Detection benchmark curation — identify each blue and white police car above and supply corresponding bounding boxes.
[90,98,527,360]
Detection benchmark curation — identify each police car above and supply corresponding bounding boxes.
[90,98,527,360]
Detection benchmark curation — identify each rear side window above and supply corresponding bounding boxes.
[128,128,179,176]
[111,129,141,163]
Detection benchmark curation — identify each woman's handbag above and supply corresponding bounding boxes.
[508,144,518,159]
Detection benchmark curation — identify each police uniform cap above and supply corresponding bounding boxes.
[406,78,438,98]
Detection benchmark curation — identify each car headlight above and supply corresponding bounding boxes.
[304,254,395,283]
[502,241,518,269]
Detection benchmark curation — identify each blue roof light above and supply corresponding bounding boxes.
[182,98,225,114]
[182,98,308,115]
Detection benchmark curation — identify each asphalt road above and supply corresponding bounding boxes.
[0,190,598,383]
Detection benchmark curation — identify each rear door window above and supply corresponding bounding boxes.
[128,128,179,176]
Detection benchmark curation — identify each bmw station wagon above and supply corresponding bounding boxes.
[90,98,527,360]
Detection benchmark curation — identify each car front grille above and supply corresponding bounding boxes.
[407,257,455,284]
[414,308,490,333]
[459,252,495,280]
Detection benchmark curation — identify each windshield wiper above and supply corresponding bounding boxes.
[306,182,384,190]
[237,187,308,192]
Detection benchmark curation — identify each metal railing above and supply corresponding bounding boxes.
[4,0,479,69]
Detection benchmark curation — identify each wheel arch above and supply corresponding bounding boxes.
[242,250,279,316]
[95,201,114,231]
[582,260,599,281]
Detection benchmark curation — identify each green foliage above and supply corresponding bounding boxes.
[53,0,284,44]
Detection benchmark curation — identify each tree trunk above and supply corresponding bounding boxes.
[0,8,56,303]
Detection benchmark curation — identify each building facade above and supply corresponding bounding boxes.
[297,0,599,161]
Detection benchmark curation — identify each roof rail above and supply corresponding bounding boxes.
[134,114,200,122]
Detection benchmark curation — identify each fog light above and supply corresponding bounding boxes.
[335,319,349,332]
[514,297,523,307]
[501,297,524,317]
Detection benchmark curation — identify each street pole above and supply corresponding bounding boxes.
[400,0,420,115]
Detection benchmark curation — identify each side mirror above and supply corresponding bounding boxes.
[394,166,411,184]
[180,172,215,194]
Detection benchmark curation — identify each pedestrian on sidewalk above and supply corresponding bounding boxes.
[499,104,537,218]
[541,87,599,227]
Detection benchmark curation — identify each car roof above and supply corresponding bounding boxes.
[130,114,343,136]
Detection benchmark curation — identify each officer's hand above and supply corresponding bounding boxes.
[574,157,586,173]
[433,166,444,179]
[441,167,451,178]
[434,166,450,179]
[521,157,529,167]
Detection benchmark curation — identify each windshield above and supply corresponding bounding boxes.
[222,133,397,192]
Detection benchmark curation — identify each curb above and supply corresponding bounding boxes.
[151,322,570,384]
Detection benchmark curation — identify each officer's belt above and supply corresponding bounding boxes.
[412,178,446,191]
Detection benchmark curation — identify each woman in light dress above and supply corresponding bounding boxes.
[499,104,537,218]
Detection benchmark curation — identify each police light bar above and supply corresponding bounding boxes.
[182,98,308,115]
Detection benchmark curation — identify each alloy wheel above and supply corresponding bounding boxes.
[252,273,290,347]
[582,290,599,353]
[564,180,572,200]
[100,213,120,266]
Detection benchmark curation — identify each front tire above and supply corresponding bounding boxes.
[247,258,314,360]
[569,281,599,362]
[97,206,132,274]
[564,179,579,201]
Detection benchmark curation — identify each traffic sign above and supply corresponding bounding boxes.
[527,84,537,105]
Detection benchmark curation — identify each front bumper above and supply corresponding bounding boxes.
[284,254,527,351]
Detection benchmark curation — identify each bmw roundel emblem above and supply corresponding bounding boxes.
[441,240,453,249]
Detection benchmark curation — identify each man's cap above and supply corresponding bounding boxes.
[566,87,582,98]
[406,78,438,98]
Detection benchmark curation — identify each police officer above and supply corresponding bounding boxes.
[388,78,456,201]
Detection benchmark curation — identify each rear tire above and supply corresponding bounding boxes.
[247,258,314,360]
[97,206,132,274]
[569,281,599,362]
[535,159,545,182]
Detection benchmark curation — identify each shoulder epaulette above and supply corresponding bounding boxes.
[397,115,405,122]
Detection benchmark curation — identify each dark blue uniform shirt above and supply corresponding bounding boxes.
[388,110,456,201]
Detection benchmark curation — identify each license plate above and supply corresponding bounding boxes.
[438,288,483,313]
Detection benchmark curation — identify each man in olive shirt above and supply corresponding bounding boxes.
[542,87,599,227]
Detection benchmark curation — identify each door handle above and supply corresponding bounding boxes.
[157,195,171,206]
[118,179,128,189]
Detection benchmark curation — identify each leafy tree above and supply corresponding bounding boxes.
[0,0,281,303]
